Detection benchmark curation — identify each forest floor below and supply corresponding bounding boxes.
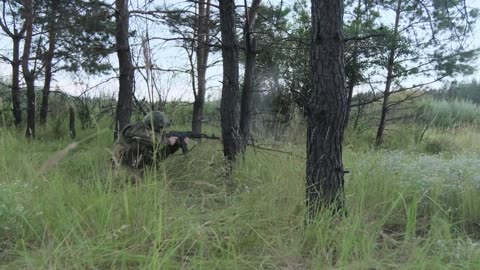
[1,125,480,269]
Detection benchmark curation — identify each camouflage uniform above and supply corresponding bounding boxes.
[112,112,179,181]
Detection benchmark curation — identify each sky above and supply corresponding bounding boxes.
[0,0,479,102]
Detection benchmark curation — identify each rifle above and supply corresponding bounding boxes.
[165,131,221,154]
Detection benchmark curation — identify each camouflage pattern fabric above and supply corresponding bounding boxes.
[112,122,180,175]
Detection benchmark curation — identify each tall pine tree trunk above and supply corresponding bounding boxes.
[345,77,355,127]
[239,39,255,148]
[192,0,211,134]
[344,0,363,128]
[69,106,76,139]
[11,36,22,126]
[40,10,57,126]
[306,0,347,217]
[375,0,401,147]
[219,0,240,161]
[0,10,27,127]
[114,0,134,139]
[353,104,364,130]
[240,0,260,150]
[22,0,35,139]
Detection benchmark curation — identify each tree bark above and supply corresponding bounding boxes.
[0,7,27,127]
[219,0,240,161]
[353,105,364,130]
[344,0,362,128]
[40,5,58,126]
[191,96,205,133]
[345,77,355,127]
[375,0,402,147]
[69,106,76,139]
[114,0,134,139]
[240,0,260,150]
[12,36,22,127]
[306,0,347,217]
[22,0,35,139]
[192,0,211,134]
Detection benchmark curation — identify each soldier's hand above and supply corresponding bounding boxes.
[167,136,190,146]
[168,136,179,145]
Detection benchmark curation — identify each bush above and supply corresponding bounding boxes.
[423,137,453,154]
[50,117,68,139]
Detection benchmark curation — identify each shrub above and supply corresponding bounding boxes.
[51,117,68,139]
[423,137,453,154]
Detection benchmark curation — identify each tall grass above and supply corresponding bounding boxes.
[415,98,480,128]
[1,127,480,269]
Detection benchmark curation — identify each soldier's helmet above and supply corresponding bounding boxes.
[144,111,170,132]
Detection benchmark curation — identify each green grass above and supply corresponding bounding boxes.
[1,125,480,269]
[415,98,480,128]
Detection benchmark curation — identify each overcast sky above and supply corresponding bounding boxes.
[0,0,479,102]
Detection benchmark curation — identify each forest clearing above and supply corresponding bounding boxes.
[1,0,480,269]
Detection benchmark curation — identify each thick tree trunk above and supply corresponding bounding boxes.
[192,0,210,134]
[40,13,57,126]
[11,36,22,127]
[192,97,204,133]
[375,0,401,147]
[306,0,347,217]
[192,56,207,133]
[114,0,134,139]
[22,0,35,139]
[219,0,240,161]
[240,0,260,150]
[191,26,207,133]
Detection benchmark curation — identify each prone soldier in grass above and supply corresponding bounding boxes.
[112,111,189,182]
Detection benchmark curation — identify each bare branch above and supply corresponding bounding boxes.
[345,33,385,42]
[247,143,306,159]
[349,94,384,108]
[386,89,426,109]
[391,75,447,94]
[187,0,219,9]
[0,1,14,37]
[129,8,194,18]
[77,76,118,98]
[134,65,189,73]
[0,54,12,64]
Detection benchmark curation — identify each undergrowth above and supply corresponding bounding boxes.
[1,126,480,269]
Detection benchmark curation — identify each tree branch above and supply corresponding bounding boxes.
[134,65,188,73]
[344,33,385,42]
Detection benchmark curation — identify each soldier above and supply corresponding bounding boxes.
[112,111,189,182]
